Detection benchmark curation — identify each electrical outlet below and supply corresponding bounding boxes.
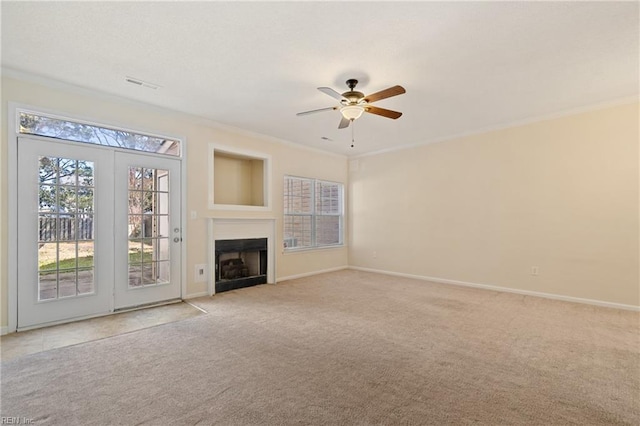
[531,266,539,276]
[194,264,208,282]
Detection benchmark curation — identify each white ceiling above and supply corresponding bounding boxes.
[2,1,638,157]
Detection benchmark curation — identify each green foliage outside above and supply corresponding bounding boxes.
[39,251,153,273]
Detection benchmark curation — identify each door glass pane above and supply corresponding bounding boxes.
[128,215,143,239]
[156,261,170,284]
[128,265,142,288]
[157,192,169,215]
[77,268,95,295]
[127,167,170,288]
[58,268,77,298]
[129,167,143,190]
[38,156,95,300]
[157,238,170,261]
[142,264,155,285]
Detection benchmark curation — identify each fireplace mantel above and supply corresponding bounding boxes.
[208,218,276,295]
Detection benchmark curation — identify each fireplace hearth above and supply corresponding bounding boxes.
[215,238,267,293]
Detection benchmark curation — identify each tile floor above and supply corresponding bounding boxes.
[0,302,205,362]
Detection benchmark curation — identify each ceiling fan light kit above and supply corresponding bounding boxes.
[340,105,365,120]
[297,79,406,136]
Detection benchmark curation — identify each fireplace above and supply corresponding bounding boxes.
[215,238,267,293]
[209,218,275,295]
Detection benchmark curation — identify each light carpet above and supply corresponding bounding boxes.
[1,270,638,425]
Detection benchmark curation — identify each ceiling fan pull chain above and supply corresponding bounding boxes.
[351,120,355,148]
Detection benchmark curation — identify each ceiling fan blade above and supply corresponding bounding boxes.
[363,85,406,103]
[318,87,347,102]
[338,117,351,129]
[364,106,403,119]
[296,106,337,116]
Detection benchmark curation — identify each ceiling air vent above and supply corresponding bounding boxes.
[125,76,160,90]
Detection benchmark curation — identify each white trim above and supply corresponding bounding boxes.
[277,266,348,283]
[282,244,346,254]
[7,103,19,334]
[1,326,10,336]
[354,96,640,159]
[349,266,640,312]
[208,143,272,211]
[113,299,182,314]
[180,134,188,303]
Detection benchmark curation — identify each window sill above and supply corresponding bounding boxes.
[283,244,345,254]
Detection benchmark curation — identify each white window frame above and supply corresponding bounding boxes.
[16,109,182,157]
[283,175,344,252]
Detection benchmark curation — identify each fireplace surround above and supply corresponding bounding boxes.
[208,218,276,295]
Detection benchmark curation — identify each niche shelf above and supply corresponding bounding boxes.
[208,144,272,211]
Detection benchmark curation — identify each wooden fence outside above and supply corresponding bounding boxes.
[39,216,93,241]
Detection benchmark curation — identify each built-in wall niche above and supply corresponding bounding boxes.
[208,144,271,210]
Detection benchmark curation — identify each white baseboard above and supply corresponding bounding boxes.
[277,266,349,283]
[349,266,640,312]
[1,326,12,336]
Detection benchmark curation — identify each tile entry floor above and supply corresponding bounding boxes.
[0,302,205,362]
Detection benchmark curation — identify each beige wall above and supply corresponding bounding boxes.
[251,160,265,206]
[0,75,348,328]
[213,154,257,206]
[2,74,637,331]
[349,102,639,307]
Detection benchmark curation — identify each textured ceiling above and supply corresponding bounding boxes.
[2,1,638,156]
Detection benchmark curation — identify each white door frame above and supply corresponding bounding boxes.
[6,102,188,333]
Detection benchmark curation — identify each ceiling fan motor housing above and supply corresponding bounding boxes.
[341,91,365,104]
[342,79,364,104]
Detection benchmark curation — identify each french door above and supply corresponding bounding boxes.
[113,151,181,309]
[16,136,182,329]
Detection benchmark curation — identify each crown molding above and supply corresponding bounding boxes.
[353,96,639,159]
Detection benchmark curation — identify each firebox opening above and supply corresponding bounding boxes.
[215,238,267,293]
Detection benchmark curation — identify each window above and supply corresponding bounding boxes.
[19,111,181,157]
[284,176,343,250]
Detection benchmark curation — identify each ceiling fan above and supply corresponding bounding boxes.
[297,79,406,129]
